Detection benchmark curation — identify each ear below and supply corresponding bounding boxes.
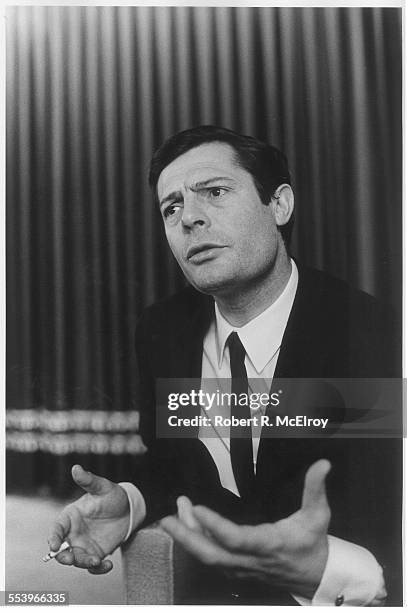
[271,184,294,228]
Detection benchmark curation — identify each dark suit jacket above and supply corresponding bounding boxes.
[133,265,402,605]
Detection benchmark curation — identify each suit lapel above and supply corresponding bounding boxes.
[152,291,214,439]
[256,265,328,483]
[175,292,214,379]
[274,264,325,378]
[151,290,213,379]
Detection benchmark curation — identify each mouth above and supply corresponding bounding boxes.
[186,243,226,262]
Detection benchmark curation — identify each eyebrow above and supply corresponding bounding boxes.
[159,191,182,208]
[191,177,235,190]
[159,177,235,207]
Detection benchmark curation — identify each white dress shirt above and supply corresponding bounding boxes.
[198,258,298,493]
[120,260,386,606]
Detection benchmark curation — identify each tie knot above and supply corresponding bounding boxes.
[227,331,246,372]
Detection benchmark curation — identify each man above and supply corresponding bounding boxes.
[48,126,402,605]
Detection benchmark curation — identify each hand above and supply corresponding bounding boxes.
[48,465,131,574]
[160,459,331,599]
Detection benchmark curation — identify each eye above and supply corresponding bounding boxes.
[162,203,184,226]
[163,204,181,219]
[208,187,227,198]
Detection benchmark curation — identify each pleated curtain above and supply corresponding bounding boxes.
[6,7,402,493]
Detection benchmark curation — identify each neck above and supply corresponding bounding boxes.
[214,252,292,327]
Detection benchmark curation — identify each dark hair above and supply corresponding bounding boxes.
[149,125,294,245]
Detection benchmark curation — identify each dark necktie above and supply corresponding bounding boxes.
[228,331,255,498]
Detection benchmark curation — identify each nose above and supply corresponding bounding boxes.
[181,193,210,230]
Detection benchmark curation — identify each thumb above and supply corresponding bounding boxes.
[301,459,331,519]
[177,496,201,531]
[71,464,114,496]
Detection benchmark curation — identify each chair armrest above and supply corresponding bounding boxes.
[121,524,197,604]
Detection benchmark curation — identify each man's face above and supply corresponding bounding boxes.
[157,142,285,296]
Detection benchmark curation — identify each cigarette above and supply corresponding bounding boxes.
[42,541,71,562]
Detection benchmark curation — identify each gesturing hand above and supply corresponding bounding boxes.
[47,465,131,574]
[160,459,331,599]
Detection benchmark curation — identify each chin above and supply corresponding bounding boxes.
[187,273,239,296]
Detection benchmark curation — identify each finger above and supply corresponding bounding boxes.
[160,515,251,569]
[176,496,201,530]
[301,459,331,516]
[70,548,103,570]
[54,549,75,566]
[87,559,114,575]
[54,548,111,573]
[48,512,71,551]
[71,464,113,496]
[192,505,258,553]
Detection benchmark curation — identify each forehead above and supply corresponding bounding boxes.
[157,142,252,199]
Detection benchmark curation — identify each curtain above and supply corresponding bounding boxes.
[6,7,402,494]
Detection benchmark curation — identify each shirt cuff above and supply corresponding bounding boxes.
[118,482,147,542]
[294,535,387,606]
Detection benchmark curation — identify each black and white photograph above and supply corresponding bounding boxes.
[5,4,403,607]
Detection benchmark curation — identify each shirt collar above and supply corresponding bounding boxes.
[214,259,299,374]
